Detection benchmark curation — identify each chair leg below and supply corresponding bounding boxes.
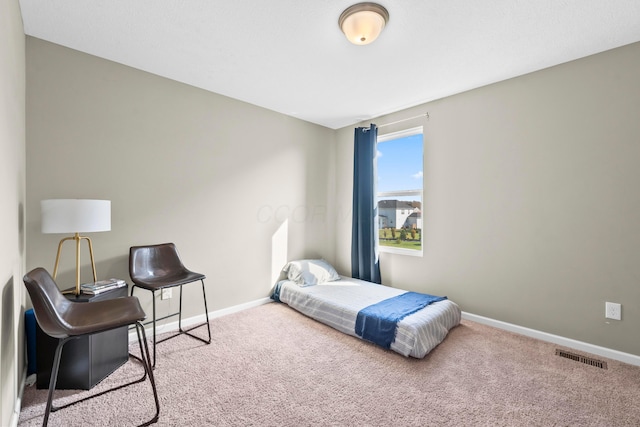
[47,338,151,417]
[49,324,161,426]
[177,279,211,344]
[178,284,183,330]
[131,285,158,368]
[151,290,157,368]
[201,279,212,344]
[43,337,70,426]
[135,321,160,426]
[134,280,210,369]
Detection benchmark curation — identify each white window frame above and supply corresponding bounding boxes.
[377,126,424,257]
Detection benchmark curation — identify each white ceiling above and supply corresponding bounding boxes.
[18,0,640,129]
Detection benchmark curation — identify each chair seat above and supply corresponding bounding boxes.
[63,297,147,337]
[131,270,205,290]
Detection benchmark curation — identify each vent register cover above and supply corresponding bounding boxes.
[555,349,608,369]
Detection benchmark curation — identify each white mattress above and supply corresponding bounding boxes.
[276,276,461,358]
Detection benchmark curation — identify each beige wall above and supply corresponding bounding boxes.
[336,42,640,356]
[0,0,26,425]
[22,30,640,365]
[26,38,336,323]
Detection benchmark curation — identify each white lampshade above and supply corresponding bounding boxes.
[339,3,389,45]
[41,199,111,234]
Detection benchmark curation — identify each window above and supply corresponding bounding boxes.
[376,126,423,256]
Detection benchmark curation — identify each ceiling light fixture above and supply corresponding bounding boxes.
[339,2,389,45]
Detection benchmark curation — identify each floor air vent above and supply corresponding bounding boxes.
[555,349,607,369]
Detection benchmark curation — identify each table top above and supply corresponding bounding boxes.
[62,284,128,302]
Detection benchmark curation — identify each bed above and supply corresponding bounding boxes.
[272,260,461,358]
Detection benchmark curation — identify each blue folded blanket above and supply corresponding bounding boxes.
[355,292,447,349]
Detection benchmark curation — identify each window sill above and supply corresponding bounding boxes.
[379,247,423,257]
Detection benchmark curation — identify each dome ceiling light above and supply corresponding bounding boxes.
[339,2,389,45]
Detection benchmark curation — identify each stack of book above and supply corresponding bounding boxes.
[80,278,127,295]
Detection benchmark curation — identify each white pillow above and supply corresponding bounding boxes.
[283,259,340,286]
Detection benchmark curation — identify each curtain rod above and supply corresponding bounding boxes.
[376,112,429,128]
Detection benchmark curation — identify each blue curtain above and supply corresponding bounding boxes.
[352,124,381,284]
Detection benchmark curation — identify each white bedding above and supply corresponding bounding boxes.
[276,276,461,358]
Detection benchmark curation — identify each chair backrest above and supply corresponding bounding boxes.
[129,242,186,282]
[23,267,74,339]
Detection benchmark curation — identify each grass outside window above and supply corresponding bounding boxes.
[379,228,422,251]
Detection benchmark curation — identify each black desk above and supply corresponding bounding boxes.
[36,285,129,390]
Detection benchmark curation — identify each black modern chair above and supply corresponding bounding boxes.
[129,243,211,368]
[23,267,160,427]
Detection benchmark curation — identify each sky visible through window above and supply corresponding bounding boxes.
[377,133,423,195]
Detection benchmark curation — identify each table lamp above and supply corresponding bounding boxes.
[41,199,111,295]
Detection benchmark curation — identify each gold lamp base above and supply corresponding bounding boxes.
[52,233,98,295]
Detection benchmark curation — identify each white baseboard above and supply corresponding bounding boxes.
[13,368,28,427]
[462,311,640,367]
[126,299,640,367]
[129,297,273,341]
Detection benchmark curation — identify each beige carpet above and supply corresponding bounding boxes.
[19,302,640,426]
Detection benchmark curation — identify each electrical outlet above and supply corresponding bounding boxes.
[605,302,621,320]
[161,288,172,300]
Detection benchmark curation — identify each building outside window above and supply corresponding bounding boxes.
[377,126,423,256]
